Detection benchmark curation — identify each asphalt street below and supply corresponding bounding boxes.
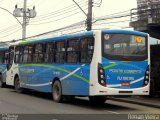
[0,87,159,120]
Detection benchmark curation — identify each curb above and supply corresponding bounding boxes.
[109,98,160,109]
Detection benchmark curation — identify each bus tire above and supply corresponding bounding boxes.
[89,96,107,104]
[14,77,23,93]
[0,75,5,88]
[52,80,63,103]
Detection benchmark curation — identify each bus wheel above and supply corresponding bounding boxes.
[0,75,5,88]
[14,77,23,93]
[89,96,107,104]
[52,80,63,103]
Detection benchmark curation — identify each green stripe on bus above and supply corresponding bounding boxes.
[14,64,89,83]
[19,39,41,45]
[103,63,118,69]
[103,60,148,70]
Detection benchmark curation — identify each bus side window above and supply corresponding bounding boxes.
[19,46,24,63]
[0,52,4,63]
[34,44,44,63]
[8,47,14,69]
[45,42,54,63]
[2,52,5,64]
[55,41,65,63]
[80,37,94,63]
[23,46,28,63]
[4,51,9,64]
[28,45,34,63]
[14,46,20,63]
[67,39,79,63]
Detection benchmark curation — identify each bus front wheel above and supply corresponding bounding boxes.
[52,80,63,103]
[0,75,5,88]
[89,96,107,104]
[14,77,23,93]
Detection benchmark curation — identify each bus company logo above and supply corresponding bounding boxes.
[53,71,60,75]
[80,70,83,76]
[104,34,110,40]
[106,75,110,79]
[109,69,142,74]
[20,68,35,74]
[117,76,134,81]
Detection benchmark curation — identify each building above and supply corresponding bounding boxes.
[130,0,160,39]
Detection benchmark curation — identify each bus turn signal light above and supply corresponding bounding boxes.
[143,65,149,87]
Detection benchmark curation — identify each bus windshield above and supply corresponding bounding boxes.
[102,33,147,61]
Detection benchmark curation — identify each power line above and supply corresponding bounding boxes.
[0,20,85,42]
[93,13,131,23]
[35,1,87,18]
[73,0,87,16]
[29,11,132,33]
[0,1,87,38]
[93,20,130,26]
[0,9,133,42]
[0,24,20,34]
[0,24,18,32]
[0,28,22,39]
[93,0,102,7]
[27,0,44,7]
[29,8,87,25]
[30,4,87,23]
[22,20,85,41]
[31,2,87,22]
[95,10,130,20]
[0,7,22,25]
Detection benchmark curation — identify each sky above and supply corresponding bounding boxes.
[0,0,137,42]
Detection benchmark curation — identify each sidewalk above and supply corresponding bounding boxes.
[109,96,160,108]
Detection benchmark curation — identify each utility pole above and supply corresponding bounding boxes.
[86,0,93,31]
[22,0,27,39]
[73,0,93,31]
[13,0,36,40]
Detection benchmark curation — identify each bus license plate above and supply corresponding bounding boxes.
[121,82,130,86]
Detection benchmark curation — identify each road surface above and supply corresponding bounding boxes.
[0,87,159,120]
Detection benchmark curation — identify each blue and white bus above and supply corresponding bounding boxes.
[0,46,9,88]
[5,29,150,103]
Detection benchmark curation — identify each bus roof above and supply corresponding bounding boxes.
[102,29,148,36]
[18,31,94,45]
[16,29,148,46]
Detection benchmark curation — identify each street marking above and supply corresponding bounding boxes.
[104,110,120,114]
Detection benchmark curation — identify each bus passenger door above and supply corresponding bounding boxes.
[6,46,15,86]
